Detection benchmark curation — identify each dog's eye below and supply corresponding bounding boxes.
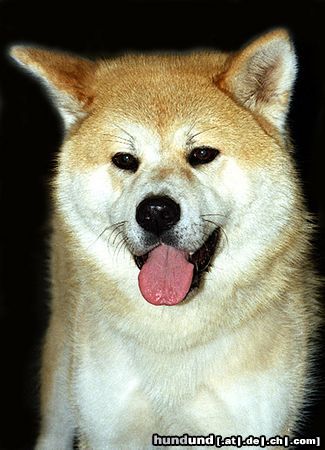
[188,147,220,166]
[112,152,139,172]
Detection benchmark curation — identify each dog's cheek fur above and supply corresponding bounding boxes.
[54,158,136,279]
[199,148,303,298]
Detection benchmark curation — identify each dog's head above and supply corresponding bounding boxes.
[11,30,302,310]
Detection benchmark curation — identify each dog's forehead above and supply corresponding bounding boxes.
[93,71,268,157]
[66,53,283,169]
[95,87,235,160]
[93,56,232,134]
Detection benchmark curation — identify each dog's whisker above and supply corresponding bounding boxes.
[115,236,129,260]
[218,225,229,248]
[101,220,127,234]
[187,125,220,144]
[201,218,219,228]
[111,228,126,247]
[105,222,127,245]
[123,235,132,256]
[103,134,133,147]
[113,125,136,149]
[201,218,229,249]
[107,229,122,246]
[185,118,201,146]
[201,213,226,218]
[96,227,111,241]
[86,221,126,250]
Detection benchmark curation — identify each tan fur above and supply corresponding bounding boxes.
[10,30,320,450]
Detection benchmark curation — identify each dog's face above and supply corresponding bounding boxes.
[11,30,300,309]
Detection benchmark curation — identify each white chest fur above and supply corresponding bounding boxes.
[73,329,291,449]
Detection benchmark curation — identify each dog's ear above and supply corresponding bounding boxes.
[9,46,96,129]
[216,29,297,132]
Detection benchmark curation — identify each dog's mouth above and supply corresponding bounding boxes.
[133,228,220,306]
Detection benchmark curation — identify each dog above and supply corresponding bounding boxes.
[11,29,320,449]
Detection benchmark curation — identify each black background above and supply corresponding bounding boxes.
[0,0,324,449]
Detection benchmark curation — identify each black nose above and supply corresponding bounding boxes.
[136,196,181,235]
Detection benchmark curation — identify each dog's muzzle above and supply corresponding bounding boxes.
[133,195,220,306]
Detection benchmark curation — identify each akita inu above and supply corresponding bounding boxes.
[11,29,320,449]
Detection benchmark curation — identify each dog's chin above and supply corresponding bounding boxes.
[133,228,220,297]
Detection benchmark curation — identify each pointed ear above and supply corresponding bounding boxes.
[9,46,96,129]
[216,29,297,132]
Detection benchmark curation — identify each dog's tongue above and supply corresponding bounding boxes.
[138,245,194,306]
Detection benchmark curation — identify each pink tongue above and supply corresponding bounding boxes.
[138,245,194,306]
